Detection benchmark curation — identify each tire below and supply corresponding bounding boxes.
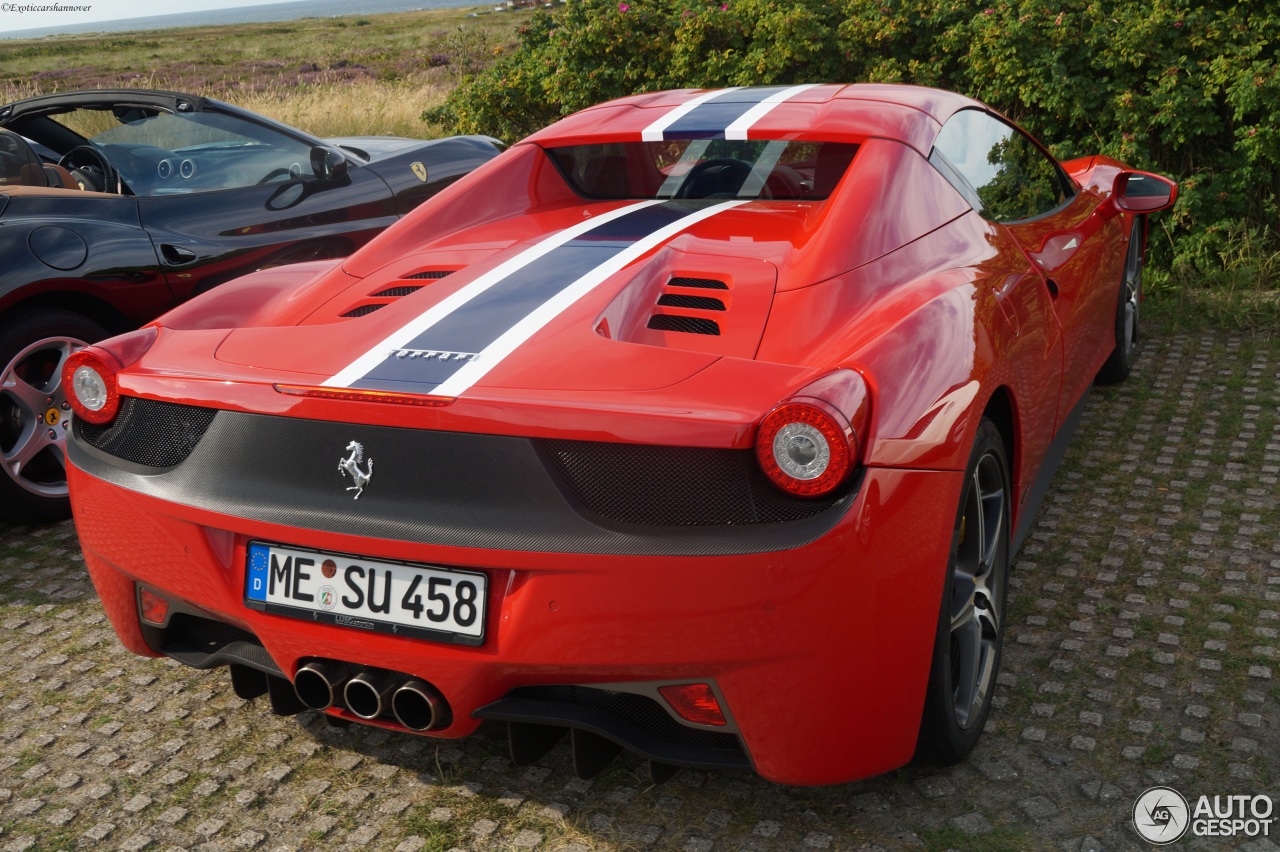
[914,417,1011,765]
[1095,219,1145,385]
[0,308,107,523]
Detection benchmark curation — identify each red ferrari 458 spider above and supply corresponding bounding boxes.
[65,84,1175,785]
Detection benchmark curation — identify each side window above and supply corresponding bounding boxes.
[930,109,1071,222]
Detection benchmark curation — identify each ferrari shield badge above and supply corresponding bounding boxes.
[339,440,374,499]
[410,162,428,183]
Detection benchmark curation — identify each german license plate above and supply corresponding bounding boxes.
[244,542,486,645]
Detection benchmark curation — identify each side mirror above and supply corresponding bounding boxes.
[310,146,348,182]
[1113,170,1177,213]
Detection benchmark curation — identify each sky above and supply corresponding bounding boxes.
[0,0,305,34]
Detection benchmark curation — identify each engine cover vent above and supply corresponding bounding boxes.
[372,285,424,298]
[647,315,720,335]
[668,276,728,290]
[656,293,725,311]
[341,304,385,318]
[646,275,729,335]
[341,270,454,318]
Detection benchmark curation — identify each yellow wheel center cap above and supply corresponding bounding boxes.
[44,407,61,427]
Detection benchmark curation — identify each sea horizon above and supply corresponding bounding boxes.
[1,0,489,39]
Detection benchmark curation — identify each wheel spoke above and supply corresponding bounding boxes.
[951,618,982,726]
[3,423,53,474]
[975,590,1000,637]
[1,369,47,415]
[46,341,76,397]
[951,593,976,632]
[48,442,68,474]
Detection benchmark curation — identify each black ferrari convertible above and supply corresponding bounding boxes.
[0,89,500,521]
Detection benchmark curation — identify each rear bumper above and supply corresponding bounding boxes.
[69,458,961,785]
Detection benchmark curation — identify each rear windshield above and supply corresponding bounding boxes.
[549,140,858,201]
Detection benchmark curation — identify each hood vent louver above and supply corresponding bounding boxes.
[646,276,728,336]
[668,276,728,290]
[647,315,721,335]
[341,304,385,318]
[340,269,455,319]
[657,293,725,311]
[373,285,424,298]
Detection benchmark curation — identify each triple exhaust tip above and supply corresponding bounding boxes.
[292,660,449,731]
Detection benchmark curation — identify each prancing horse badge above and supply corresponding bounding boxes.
[338,440,373,499]
[410,162,428,182]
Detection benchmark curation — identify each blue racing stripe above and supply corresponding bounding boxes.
[660,85,796,140]
[349,201,711,392]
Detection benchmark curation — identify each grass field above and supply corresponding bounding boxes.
[0,4,534,137]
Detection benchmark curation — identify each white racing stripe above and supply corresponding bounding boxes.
[640,88,739,142]
[432,200,747,397]
[324,200,662,388]
[723,84,821,140]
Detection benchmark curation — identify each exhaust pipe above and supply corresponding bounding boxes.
[294,660,353,711]
[344,669,398,720]
[392,678,451,731]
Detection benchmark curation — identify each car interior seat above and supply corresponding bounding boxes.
[0,129,78,189]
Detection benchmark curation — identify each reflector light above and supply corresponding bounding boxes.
[658,683,727,726]
[138,587,169,625]
[274,384,456,407]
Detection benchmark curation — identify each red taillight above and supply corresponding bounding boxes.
[755,370,870,497]
[138,587,170,625]
[63,348,121,425]
[658,683,727,726]
[62,326,158,426]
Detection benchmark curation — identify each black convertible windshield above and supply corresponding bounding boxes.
[45,106,319,196]
[549,140,857,201]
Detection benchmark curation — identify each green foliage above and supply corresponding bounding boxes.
[427,0,1280,297]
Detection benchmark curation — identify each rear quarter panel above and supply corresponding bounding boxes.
[0,199,172,323]
[759,210,1066,536]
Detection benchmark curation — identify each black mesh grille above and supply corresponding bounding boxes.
[404,270,453,280]
[646,315,721,335]
[539,440,842,526]
[372,285,424,297]
[657,294,726,311]
[78,397,218,468]
[509,686,741,751]
[668,277,728,290]
[341,304,385,317]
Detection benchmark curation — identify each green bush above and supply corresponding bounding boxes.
[425,0,1280,301]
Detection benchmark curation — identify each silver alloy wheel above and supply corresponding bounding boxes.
[1120,231,1143,365]
[0,335,86,500]
[948,451,1006,729]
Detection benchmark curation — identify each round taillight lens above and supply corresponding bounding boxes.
[63,349,120,425]
[756,401,852,497]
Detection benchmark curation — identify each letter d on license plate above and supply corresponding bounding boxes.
[244,542,486,646]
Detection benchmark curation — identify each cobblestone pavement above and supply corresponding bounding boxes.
[1,330,1277,852]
